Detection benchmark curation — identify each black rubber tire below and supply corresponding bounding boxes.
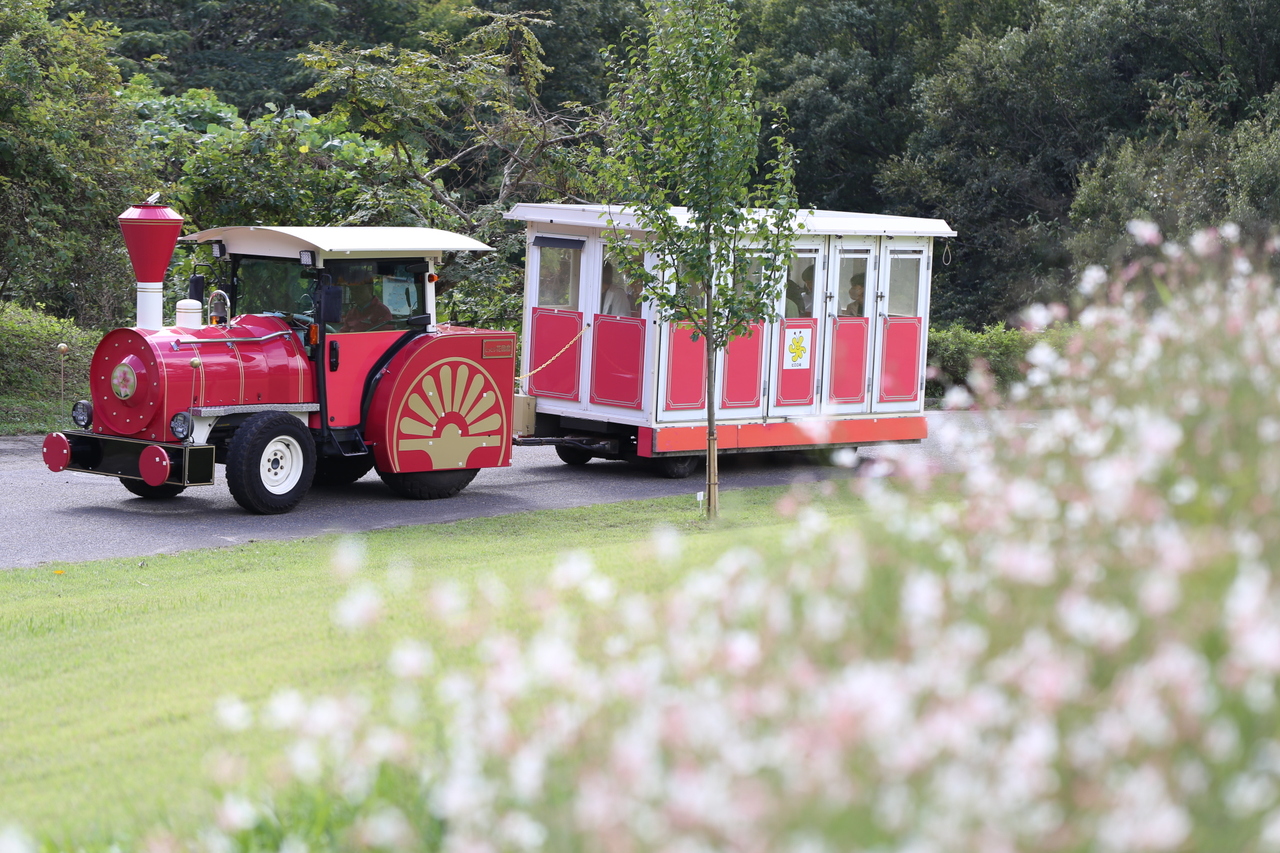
[555,445,594,466]
[122,479,187,499]
[379,468,478,499]
[313,453,375,486]
[652,455,700,479]
[225,411,317,514]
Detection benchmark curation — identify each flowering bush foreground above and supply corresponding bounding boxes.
[13,224,1280,853]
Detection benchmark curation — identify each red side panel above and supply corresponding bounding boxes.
[590,315,646,409]
[721,323,764,408]
[366,330,517,473]
[323,330,402,427]
[879,317,923,403]
[774,318,818,406]
[664,323,706,410]
[828,317,869,404]
[528,308,583,400]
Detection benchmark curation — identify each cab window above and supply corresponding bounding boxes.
[234,257,310,316]
[327,259,425,333]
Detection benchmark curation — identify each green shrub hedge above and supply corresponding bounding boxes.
[0,302,97,400]
[926,322,1072,398]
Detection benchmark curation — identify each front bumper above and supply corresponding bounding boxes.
[43,431,216,487]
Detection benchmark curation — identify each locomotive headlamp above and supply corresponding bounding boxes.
[169,411,194,441]
[71,400,93,428]
[299,250,317,267]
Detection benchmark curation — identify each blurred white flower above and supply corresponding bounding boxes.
[353,807,414,851]
[830,447,858,467]
[724,630,763,674]
[499,812,547,851]
[552,551,595,590]
[942,385,973,410]
[264,689,307,730]
[1127,219,1163,246]
[388,640,435,680]
[1097,765,1190,851]
[651,524,683,562]
[0,825,34,853]
[1079,264,1108,296]
[214,695,252,732]
[1190,228,1220,257]
[331,536,366,580]
[333,583,383,631]
[429,581,469,622]
[214,793,258,833]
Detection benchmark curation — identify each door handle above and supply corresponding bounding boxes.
[328,339,340,371]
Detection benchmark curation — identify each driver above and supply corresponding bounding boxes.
[339,275,393,332]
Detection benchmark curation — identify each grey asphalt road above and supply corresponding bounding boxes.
[0,412,990,569]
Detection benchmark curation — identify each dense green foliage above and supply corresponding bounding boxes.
[0,302,94,398]
[0,1,153,325]
[925,322,1068,398]
[4,0,1280,330]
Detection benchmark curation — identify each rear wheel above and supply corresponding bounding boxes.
[313,453,375,486]
[122,479,186,499]
[226,412,316,514]
[652,455,700,479]
[555,445,594,466]
[379,468,478,500]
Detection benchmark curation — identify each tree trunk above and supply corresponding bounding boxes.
[705,282,719,519]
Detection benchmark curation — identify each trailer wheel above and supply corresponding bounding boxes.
[122,479,187,499]
[652,455,700,479]
[555,445,594,466]
[379,468,478,499]
[225,412,316,514]
[313,453,375,486]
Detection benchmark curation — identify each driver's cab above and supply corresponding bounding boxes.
[181,226,495,429]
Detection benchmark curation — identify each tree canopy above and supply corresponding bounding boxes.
[6,0,1280,329]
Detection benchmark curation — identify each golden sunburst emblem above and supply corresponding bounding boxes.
[394,360,505,469]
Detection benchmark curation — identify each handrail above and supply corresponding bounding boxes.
[169,330,295,349]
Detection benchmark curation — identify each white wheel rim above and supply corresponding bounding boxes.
[260,435,304,495]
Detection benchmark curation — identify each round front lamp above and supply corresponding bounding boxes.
[71,400,93,428]
[169,411,194,441]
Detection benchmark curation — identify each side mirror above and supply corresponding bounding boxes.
[318,284,343,324]
[187,273,206,302]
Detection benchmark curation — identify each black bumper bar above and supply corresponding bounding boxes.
[54,431,216,486]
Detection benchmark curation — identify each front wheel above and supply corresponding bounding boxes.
[122,479,186,499]
[225,412,316,514]
[379,468,478,500]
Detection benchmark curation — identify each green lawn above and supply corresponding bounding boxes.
[0,485,863,846]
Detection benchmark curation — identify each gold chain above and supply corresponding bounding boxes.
[515,323,592,382]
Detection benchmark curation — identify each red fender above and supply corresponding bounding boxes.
[365,330,516,474]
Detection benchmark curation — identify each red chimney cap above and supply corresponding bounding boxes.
[118,203,184,283]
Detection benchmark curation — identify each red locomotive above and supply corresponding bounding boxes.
[42,203,516,513]
[42,202,954,514]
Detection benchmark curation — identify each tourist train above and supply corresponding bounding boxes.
[41,202,954,513]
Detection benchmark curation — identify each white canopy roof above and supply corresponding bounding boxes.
[504,203,957,238]
[182,226,492,258]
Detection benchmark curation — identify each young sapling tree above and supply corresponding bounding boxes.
[592,0,799,518]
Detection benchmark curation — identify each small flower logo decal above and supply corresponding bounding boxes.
[111,362,138,400]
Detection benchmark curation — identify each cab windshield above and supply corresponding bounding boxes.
[233,257,426,332]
